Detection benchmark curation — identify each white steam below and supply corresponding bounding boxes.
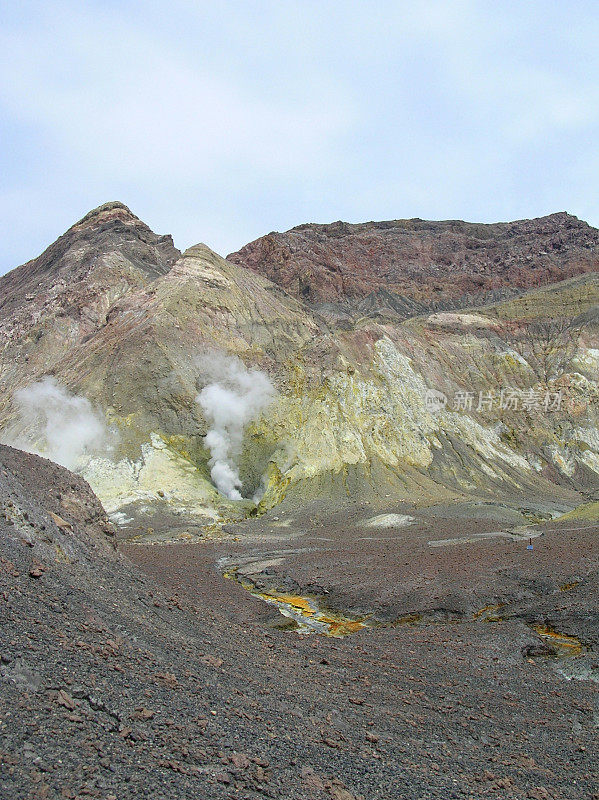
[197,353,275,501]
[6,376,109,471]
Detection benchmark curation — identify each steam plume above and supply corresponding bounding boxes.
[7,376,109,470]
[197,353,275,500]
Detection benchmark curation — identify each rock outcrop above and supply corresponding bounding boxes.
[0,444,116,563]
[227,213,599,306]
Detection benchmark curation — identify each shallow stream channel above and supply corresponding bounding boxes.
[223,566,590,673]
[224,568,372,635]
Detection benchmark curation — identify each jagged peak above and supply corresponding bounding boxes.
[0,202,180,315]
[74,201,144,229]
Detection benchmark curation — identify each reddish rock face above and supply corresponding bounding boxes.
[228,213,599,305]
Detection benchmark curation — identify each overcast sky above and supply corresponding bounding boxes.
[1,0,599,275]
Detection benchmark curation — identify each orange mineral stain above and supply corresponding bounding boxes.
[224,569,370,637]
[532,625,583,656]
[472,604,505,622]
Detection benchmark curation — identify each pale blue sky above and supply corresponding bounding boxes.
[1,1,599,274]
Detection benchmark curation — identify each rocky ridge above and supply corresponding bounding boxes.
[0,205,597,531]
[0,202,179,393]
[227,212,599,307]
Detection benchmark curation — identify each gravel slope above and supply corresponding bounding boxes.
[1,446,598,799]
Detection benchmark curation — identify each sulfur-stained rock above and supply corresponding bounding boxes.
[0,205,597,530]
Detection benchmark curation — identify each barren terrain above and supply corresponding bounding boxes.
[3,445,596,800]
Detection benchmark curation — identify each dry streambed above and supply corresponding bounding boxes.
[223,563,597,684]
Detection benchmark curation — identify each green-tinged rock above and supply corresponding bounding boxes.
[0,206,597,529]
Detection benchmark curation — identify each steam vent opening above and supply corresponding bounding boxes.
[196,352,276,502]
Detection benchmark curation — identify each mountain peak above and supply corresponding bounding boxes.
[0,201,180,323]
[74,201,144,230]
